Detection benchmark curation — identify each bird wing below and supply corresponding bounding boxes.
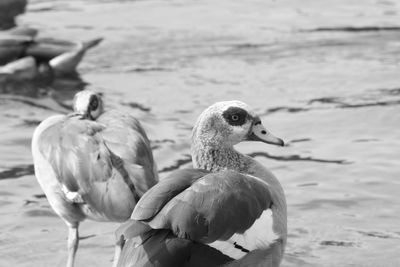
[117,169,272,245]
[37,114,142,220]
[97,110,159,196]
[117,229,233,267]
[38,114,110,191]
[132,169,210,220]
[116,168,208,240]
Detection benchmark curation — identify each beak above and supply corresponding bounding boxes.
[75,110,90,120]
[246,117,284,146]
[85,107,94,120]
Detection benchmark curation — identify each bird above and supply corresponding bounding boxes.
[46,37,103,76]
[31,90,159,267]
[116,100,287,267]
[1,26,103,81]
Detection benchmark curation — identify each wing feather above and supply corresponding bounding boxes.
[119,169,272,245]
[38,115,111,192]
[98,110,158,194]
[37,113,150,220]
[157,170,272,243]
[132,169,210,221]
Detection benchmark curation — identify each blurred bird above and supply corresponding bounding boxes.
[0,29,33,65]
[0,27,103,81]
[4,26,38,37]
[47,37,103,76]
[116,101,287,267]
[0,56,37,80]
[31,90,159,267]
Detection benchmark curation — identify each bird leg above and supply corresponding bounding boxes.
[112,235,125,267]
[66,223,79,267]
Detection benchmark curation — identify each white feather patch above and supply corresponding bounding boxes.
[74,92,91,113]
[208,209,279,259]
[61,184,84,203]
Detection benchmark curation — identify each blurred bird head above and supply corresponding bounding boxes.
[73,90,104,120]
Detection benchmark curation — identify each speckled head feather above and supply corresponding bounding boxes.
[192,101,257,147]
[191,100,284,171]
[73,90,104,120]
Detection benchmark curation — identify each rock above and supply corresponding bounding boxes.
[0,0,28,30]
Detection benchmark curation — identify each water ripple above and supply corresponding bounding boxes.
[309,26,400,32]
[265,87,400,115]
[320,240,359,247]
[355,230,400,239]
[121,102,152,112]
[0,164,34,180]
[158,154,192,173]
[248,152,351,165]
[33,194,46,199]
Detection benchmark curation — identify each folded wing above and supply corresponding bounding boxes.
[118,169,272,243]
[37,113,155,221]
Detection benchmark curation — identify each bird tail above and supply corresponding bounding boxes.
[116,229,232,267]
[81,37,103,51]
[49,37,103,74]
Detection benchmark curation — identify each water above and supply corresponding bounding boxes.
[1,0,400,266]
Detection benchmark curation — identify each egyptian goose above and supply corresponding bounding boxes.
[31,90,158,267]
[1,29,102,79]
[117,101,287,267]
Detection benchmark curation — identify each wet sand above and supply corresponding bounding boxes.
[1,0,400,266]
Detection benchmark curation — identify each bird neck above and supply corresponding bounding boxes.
[191,141,249,173]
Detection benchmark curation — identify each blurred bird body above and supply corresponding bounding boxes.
[31,91,158,267]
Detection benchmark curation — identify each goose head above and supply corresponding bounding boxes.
[192,100,284,148]
[73,90,104,120]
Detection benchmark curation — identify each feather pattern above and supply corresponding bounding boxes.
[117,230,233,267]
[209,209,278,259]
[36,111,158,222]
[119,169,272,245]
[132,169,209,221]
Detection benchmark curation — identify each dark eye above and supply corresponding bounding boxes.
[231,114,240,121]
[90,96,98,111]
[222,107,248,126]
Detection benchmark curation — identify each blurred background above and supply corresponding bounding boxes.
[1,0,400,266]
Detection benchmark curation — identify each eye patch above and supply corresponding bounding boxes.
[222,107,248,126]
[89,95,99,111]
